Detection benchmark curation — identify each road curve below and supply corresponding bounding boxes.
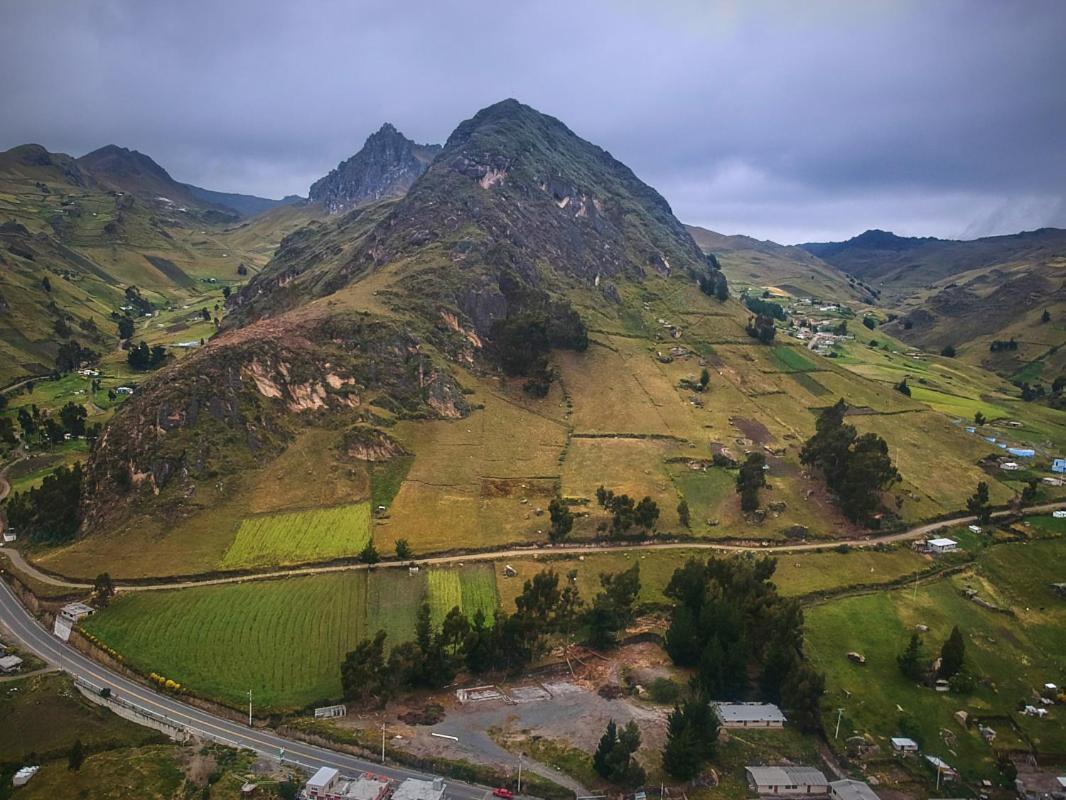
[0,579,491,800]
[6,502,1065,594]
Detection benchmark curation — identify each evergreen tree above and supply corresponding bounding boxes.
[966,481,992,525]
[897,632,925,681]
[736,452,767,512]
[93,573,115,607]
[395,538,412,560]
[938,625,965,679]
[341,631,391,705]
[359,540,380,564]
[677,498,690,528]
[548,496,574,541]
[592,719,618,778]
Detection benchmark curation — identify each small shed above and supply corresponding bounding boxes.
[926,538,958,554]
[890,737,919,754]
[0,655,23,673]
[1052,458,1066,474]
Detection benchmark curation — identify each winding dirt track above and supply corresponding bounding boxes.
[4,502,1064,594]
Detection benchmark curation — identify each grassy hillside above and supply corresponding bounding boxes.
[25,101,1066,581]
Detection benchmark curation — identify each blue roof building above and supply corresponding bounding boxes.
[1052,458,1066,474]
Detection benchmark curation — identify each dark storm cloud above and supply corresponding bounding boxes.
[1,0,1064,242]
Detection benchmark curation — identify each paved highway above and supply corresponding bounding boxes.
[0,580,492,800]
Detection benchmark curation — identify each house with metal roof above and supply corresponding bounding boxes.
[716,702,786,728]
[746,766,829,796]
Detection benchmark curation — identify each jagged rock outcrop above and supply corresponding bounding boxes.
[82,313,468,529]
[309,123,441,214]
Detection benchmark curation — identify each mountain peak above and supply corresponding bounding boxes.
[308,124,442,214]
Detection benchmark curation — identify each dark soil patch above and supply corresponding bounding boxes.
[732,416,776,445]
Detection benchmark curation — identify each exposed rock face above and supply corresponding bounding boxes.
[82,312,468,529]
[309,123,441,214]
[340,426,408,462]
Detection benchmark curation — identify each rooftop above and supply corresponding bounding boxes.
[392,778,446,800]
[830,779,880,800]
[927,538,957,547]
[308,766,339,790]
[746,766,828,788]
[715,702,786,724]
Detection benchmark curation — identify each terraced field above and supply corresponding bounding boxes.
[428,565,499,626]
[219,503,372,569]
[82,566,497,710]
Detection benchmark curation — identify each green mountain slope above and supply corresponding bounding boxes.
[0,143,306,385]
[20,100,1065,580]
[802,228,1066,382]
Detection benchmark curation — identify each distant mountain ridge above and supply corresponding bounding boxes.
[308,123,441,214]
[182,184,304,217]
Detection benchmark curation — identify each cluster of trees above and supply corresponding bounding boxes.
[799,399,899,524]
[743,296,786,321]
[898,625,971,692]
[593,720,644,786]
[989,338,1018,352]
[697,270,730,301]
[12,402,98,448]
[941,345,957,358]
[894,378,911,396]
[490,308,588,397]
[862,316,877,330]
[5,463,83,543]
[1013,377,1066,407]
[745,313,777,343]
[662,556,825,732]
[117,314,135,340]
[662,699,720,780]
[595,486,660,536]
[735,452,767,512]
[55,339,98,374]
[126,340,168,371]
[341,565,641,705]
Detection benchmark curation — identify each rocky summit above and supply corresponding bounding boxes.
[308,122,441,214]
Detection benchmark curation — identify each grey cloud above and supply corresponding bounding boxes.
[1,0,1063,242]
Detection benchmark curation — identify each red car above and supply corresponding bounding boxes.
[493,789,514,798]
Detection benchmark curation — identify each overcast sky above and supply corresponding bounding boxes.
[2,1,1064,243]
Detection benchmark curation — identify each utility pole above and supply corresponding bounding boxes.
[517,754,523,794]
[834,707,844,739]
[247,689,252,727]
[381,722,386,763]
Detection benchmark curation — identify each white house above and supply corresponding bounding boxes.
[0,654,23,673]
[716,702,787,728]
[968,525,982,534]
[1001,461,1021,471]
[829,780,880,800]
[1053,510,1066,519]
[925,755,958,781]
[2,531,15,544]
[890,737,919,754]
[746,766,829,796]
[13,766,39,787]
[306,767,340,798]
[926,537,958,554]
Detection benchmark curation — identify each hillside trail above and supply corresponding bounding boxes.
[4,501,1063,595]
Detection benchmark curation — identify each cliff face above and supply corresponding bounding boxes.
[308,123,441,214]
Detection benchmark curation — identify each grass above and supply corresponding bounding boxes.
[805,536,1066,782]
[0,672,165,764]
[10,745,186,800]
[427,569,463,626]
[219,502,371,569]
[428,565,499,627]
[370,455,414,510]
[769,346,816,372]
[82,566,491,710]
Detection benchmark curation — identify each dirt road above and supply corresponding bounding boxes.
[4,501,1062,594]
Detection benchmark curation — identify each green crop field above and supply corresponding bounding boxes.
[427,569,463,626]
[82,565,497,710]
[769,346,816,372]
[428,565,499,627]
[219,502,372,569]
